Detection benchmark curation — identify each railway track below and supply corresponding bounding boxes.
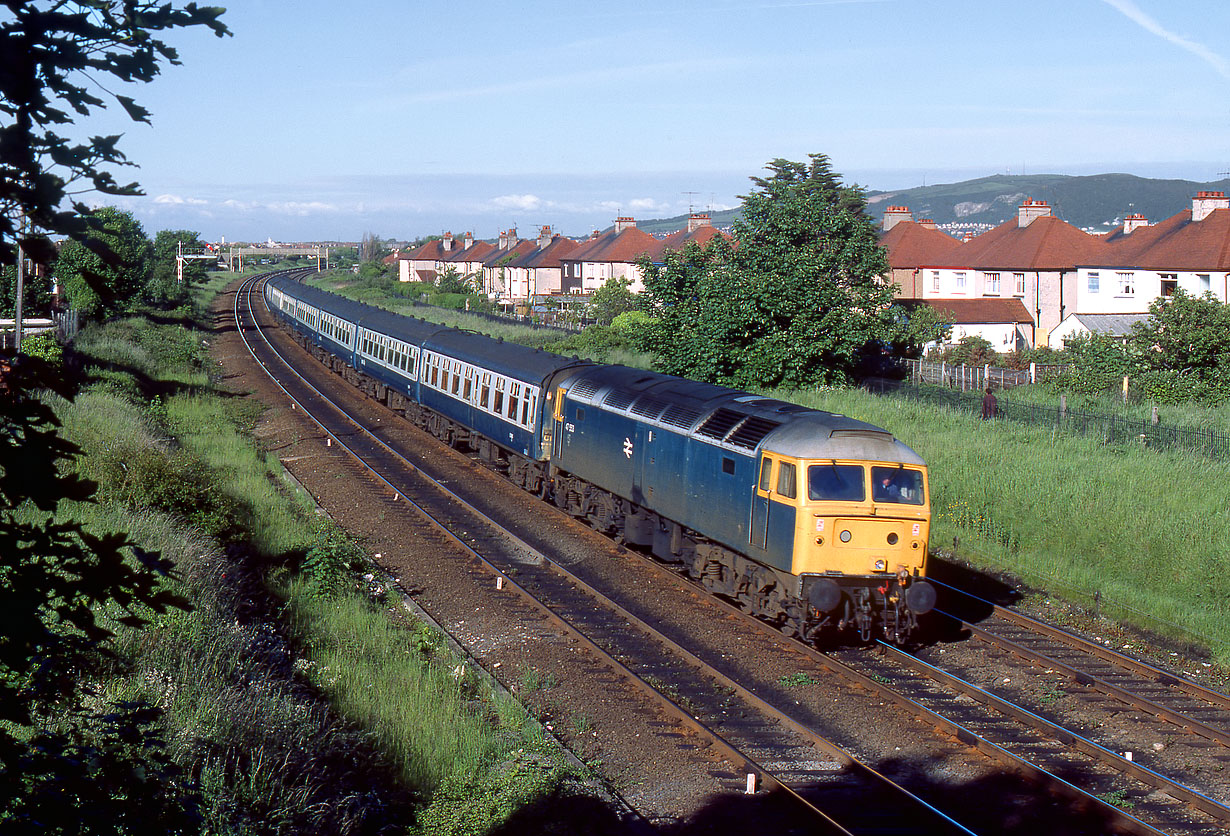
[232,271,1224,834]
[234,272,975,835]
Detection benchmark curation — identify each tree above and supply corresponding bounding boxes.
[1,4,228,830]
[151,228,209,290]
[588,275,638,325]
[1,1,229,268]
[1127,290,1230,402]
[638,154,897,388]
[55,207,153,318]
[0,263,54,318]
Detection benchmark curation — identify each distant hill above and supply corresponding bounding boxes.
[627,173,1230,237]
[863,173,1230,232]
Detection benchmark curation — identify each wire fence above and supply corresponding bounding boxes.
[904,358,1069,391]
[866,378,1230,462]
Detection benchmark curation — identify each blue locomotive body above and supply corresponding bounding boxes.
[263,273,934,643]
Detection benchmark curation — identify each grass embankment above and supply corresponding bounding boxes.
[43,276,589,834]
[777,387,1230,661]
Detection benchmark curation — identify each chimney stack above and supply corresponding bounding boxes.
[686,213,712,233]
[538,225,552,248]
[441,231,454,252]
[1192,190,1229,222]
[614,216,636,234]
[881,205,913,232]
[1018,199,1052,228]
[918,218,937,229]
[1123,213,1149,235]
[462,231,474,250]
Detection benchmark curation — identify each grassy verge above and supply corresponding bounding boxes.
[40,278,595,833]
[774,386,1230,661]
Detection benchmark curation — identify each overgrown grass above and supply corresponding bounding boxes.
[774,386,1230,660]
[41,286,593,833]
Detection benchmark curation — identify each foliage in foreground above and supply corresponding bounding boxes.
[2,295,592,833]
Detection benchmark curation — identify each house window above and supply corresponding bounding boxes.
[955,271,967,291]
[1118,272,1135,296]
[1013,273,1025,295]
[931,270,940,291]
[1087,272,1100,293]
[1199,274,1211,293]
[985,272,1001,295]
[1159,273,1178,296]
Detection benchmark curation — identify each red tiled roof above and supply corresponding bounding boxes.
[648,225,730,260]
[1103,208,1230,270]
[564,226,658,264]
[483,240,536,267]
[508,235,580,269]
[444,240,495,263]
[913,298,1033,324]
[879,221,962,268]
[954,216,1105,271]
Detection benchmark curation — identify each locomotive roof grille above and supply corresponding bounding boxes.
[660,404,703,430]
[569,379,600,401]
[830,428,894,441]
[604,389,636,411]
[695,408,745,441]
[630,395,670,419]
[727,415,782,450]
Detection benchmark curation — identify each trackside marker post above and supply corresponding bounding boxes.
[745,773,756,794]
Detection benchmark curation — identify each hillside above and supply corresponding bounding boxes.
[864,173,1230,232]
[629,173,1230,236]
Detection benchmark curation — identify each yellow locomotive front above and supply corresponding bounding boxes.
[755,439,934,643]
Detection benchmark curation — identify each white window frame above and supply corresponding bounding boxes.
[984,272,1001,295]
[1013,272,1025,295]
[1087,272,1100,293]
[1117,272,1135,296]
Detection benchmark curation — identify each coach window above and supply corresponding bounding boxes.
[522,393,533,426]
[493,381,505,415]
[758,456,773,492]
[777,461,798,499]
[480,374,491,410]
[462,372,473,401]
[451,364,462,395]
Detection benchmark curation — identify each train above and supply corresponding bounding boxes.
[263,272,936,643]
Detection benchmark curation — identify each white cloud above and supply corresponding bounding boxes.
[489,194,545,212]
[153,193,208,206]
[1101,0,1230,80]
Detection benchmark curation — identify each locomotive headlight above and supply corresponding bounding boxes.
[887,532,899,545]
[839,530,852,543]
[874,559,887,571]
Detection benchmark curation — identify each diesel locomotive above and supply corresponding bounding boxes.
[264,273,935,643]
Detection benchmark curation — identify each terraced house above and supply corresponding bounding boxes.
[881,191,1230,349]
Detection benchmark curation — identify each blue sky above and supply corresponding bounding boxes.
[89,0,1230,242]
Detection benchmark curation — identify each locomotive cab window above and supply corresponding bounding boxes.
[758,456,773,492]
[776,461,798,499]
[808,464,865,502]
[870,466,925,505]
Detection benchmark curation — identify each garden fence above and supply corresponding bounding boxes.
[904,359,1069,391]
[0,308,79,351]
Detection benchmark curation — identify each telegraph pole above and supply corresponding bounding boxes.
[14,212,24,353]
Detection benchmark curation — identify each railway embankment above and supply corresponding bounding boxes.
[21,273,632,835]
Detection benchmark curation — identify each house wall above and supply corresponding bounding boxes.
[949,322,1027,351]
